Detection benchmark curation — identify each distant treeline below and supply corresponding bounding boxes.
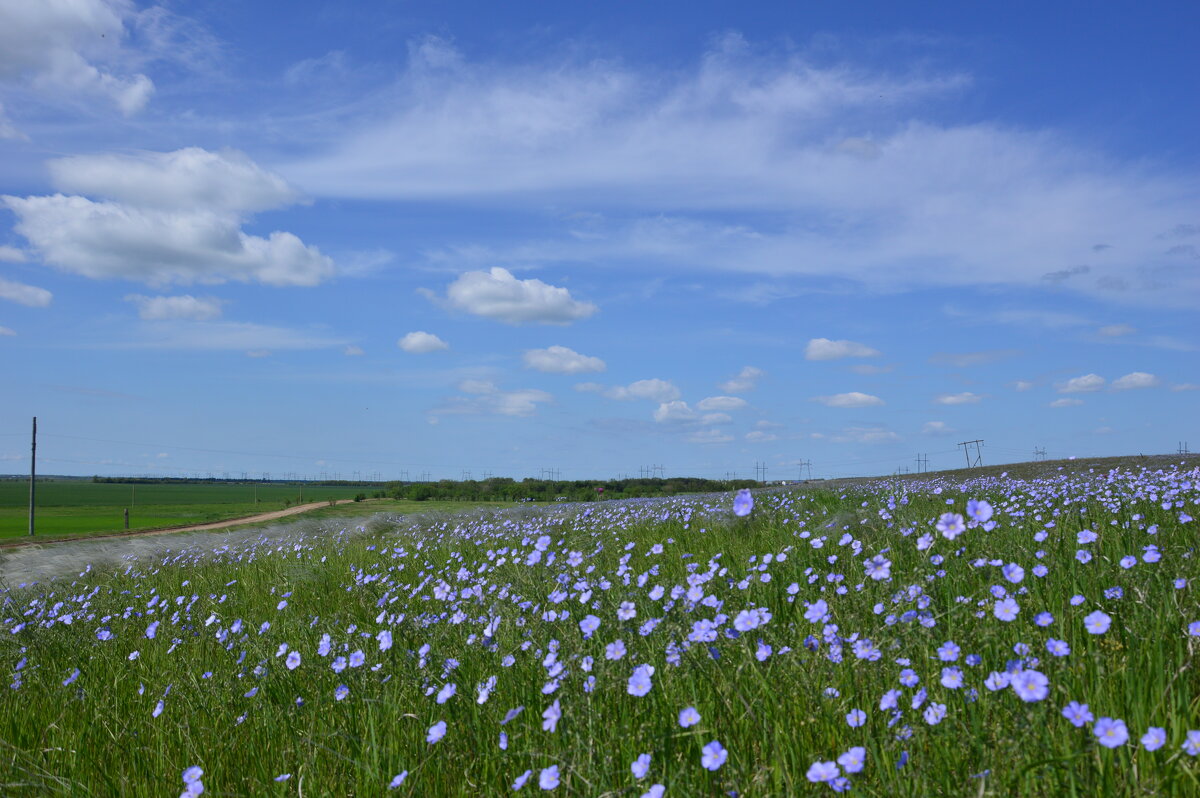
[90,477,374,487]
[384,477,759,503]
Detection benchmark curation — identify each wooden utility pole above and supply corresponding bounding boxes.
[28,416,36,536]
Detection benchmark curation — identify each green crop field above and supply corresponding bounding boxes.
[0,480,378,540]
[0,460,1197,796]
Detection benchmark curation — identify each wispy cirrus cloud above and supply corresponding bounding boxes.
[282,34,1200,306]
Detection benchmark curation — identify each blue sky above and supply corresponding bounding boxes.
[0,0,1196,481]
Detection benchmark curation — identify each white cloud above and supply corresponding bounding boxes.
[849,363,893,375]
[1110,371,1160,391]
[573,381,604,393]
[0,0,154,115]
[929,350,1019,367]
[700,412,732,425]
[459,379,497,395]
[1014,380,1034,391]
[0,325,14,336]
[99,320,347,352]
[934,392,983,405]
[343,345,364,356]
[921,421,955,436]
[805,338,881,361]
[0,275,52,306]
[522,345,605,374]
[284,37,1200,307]
[813,392,884,408]
[245,349,270,358]
[1170,383,1198,392]
[718,365,764,393]
[696,395,747,411]
[1049,398,1084,408]
[5,148,334,288]
[49,148,300,212]
[435,380,553,417]
[438,267,596,325]
[125,294,222,321]
[0,245,26,262]
[606,379,680,402]
[745,430,778,442]
[686,428,734,444]
[1097,324,1136,337]
[653,400,695,423]
[833,426,900,444]
[398,331,449,354]
[1057,373,1106,393]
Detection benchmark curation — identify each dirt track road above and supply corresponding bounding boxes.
[0,499,359,550]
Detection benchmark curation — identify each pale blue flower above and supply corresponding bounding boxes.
[1141,727,1166,751]
[733,489,753,517]
[701,740,727,771]
[1094,717,1128,748]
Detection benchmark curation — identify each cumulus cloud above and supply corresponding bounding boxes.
[398,331,449,354]
[686,428,733,444]
[805,338,881,361]
[1057,373,1106,393]
[653,400,695,423]
[522,345,605,374]
[1171,383,1198,392]
[696,395,747,411]
[813,392,884,408]
[934,392,983,405]
[0,325,14,336]
[0,275,52,307]
[0,0,154,115]
[0,245,26,262]
[700,412,732,425]
[922,421,955,436]
[343,345,364,356]
[833,426,900,444]
[1110,371,1160,391]
[718,365,764,393]
[437,267,596,325]
[1049,398,1084,408]
[48,148,300,212]
[125,294,222,321]
[433,380,553,417]
[1097,324,1136,337]
[4,148,334,287]
[1014,380,1034,391]
[605,379,680,402]
[745,430,778,442]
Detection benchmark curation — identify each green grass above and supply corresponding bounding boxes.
[0,481,376,540]
[0,464,1197,795]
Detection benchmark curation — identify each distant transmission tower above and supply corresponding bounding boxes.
[915,453,929,474]
[1180,442,1191,455]
[1033,447,1047,462]
[754,461,768,483]
[957,440,984,468]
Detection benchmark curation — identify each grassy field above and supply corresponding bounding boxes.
[0,460,1197,795]
[0,480,379,540]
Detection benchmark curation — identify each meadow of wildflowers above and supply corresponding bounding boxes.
[1,461,1198,796]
